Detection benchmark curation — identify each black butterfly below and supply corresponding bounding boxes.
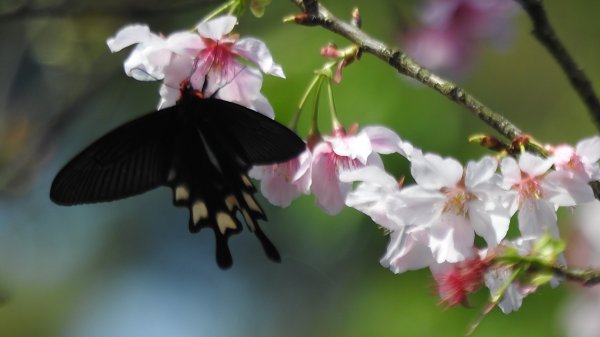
[50,81,305,269]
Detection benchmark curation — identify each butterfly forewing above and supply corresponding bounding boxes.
[50,107,177,205]
[50,92,305,269]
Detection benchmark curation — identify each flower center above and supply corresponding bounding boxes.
[443,187,472,216]
[518,175,542,201]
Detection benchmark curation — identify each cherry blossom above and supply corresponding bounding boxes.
[310,125,412,215]
[397,154,510,263]
[249,148,312,208]
[107,15,284,117]
[501,152,594,239]
[431,255,489,307]
[403,0,516,76]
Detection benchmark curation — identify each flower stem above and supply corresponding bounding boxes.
[310,76,325,136]
[203,0,238,22]
[289,74,322,131]
[326,79,341,129]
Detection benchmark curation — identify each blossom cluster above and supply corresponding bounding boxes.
[106,15,284,117]
[252,127,600,312]
[402,0,517,76]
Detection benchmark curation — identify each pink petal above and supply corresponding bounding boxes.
[311,143,346,215]
[233,38,285,78]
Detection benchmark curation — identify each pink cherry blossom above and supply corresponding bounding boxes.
[249,148,312,208]
[381,227,435,274]
[340,165,435,272]
[402,0,516,76]
[483,238,539,314]
[501,152,594,239]
[397,154,510,263]
[340,165,404,230]
[107,16,284,117]
[549,137,600,195]
[310,125,412,215]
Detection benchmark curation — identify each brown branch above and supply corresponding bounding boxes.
[287,0,523,140]
[550,265,600,286]
[516,0,600,131]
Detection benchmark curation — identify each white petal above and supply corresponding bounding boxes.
[484,269,524,314]
[361,126,409,155]
[500,157,521,188]
[196,15,237,40]
[518,199,559,238]
[339,165,397,188]
[233,38,285,78]
[544,171,594,206]
[577,136,600,162]
[428,214,475,263]
[411,153,463,190]
[396,185,445,226]
[465,156,498,189]
[519,152,553,177]
[107,25,153,52]
[380,228,434,273]
[468,200,510,247]
[165,31,204,57]
[329,132,373,164]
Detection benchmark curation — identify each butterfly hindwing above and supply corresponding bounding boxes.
[168,100,284,268]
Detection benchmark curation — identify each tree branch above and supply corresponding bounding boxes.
[516,0,600,131]
[288,0,523,140]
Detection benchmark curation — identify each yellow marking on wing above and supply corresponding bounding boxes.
[216,212,237,234]
[243,192,262,213]
[175,185,189,201]
[242,209,256,232]
[241,174,253,188]
[225,195,239,211]
[192,201,208,224]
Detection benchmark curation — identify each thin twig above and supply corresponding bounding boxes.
[516,0,600,131]
[287,0,523,140]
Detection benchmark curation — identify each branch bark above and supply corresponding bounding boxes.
[516,0,600,131]
[288,0,523,140]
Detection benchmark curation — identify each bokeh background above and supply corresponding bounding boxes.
[1,0,600,336]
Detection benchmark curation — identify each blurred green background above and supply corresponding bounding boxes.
[0,0,599,336]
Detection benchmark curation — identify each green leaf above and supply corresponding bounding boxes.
[250,0,272,17]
